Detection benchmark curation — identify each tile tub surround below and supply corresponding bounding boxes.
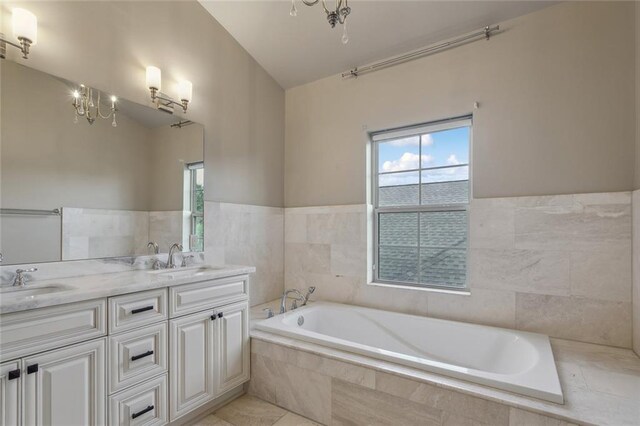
[284,192,633,347]
[248,327,640,426]
[206,201,284,307]
[634,190,640,355]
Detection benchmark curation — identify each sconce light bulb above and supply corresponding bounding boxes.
[146,66,162,91]
[178,80,193,103]
[73,90,79,99]
[111,96,117,103]
[12,8,37,45]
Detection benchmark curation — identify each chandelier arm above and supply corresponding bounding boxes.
[300,0,319,6]
[320,0,330,14]
[94,92,113,119]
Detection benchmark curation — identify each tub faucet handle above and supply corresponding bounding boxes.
[262,308,274,318]
[302,286,315,306]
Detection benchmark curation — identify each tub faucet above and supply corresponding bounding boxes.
[280,289,305,314]
[166,243,183,269]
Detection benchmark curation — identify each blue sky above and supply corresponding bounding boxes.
[378,126,470,187]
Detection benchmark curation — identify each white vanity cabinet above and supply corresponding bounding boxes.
[217,301,250,394]
[0,273,251,426]
[168,281,250,422]
[0,361,20,426]
[169,309,217,420]
[23,339,106,425]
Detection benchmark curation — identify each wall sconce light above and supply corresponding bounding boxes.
[146,66,192,114]
[0,8,37,59]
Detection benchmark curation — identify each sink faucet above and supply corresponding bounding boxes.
[166,243,183,269]
[12,268,38,287]
[147,242,159,254]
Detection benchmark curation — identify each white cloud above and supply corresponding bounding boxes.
[421,134,434,146]
[387,136,419,147]
[385,134,433,147]
[382,152,432,172]
[447,154,460,165]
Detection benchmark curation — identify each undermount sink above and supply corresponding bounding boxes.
[0,284,70,298]
[149,265,222,279]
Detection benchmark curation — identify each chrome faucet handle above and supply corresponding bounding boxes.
[291,299,298,310]
[302,286,316,305]
[147,242,159,254]
[181,255,195,268]
[262,308,274,318]
[13,267,37,287]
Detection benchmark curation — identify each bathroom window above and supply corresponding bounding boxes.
[188,162,204,252]
[372,116,470,290]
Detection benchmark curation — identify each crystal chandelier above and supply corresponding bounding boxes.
[72,84,117,127]
[290,0,351,44]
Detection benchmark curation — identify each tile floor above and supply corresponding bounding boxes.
[191,395,321,426]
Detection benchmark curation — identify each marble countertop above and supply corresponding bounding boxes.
[0,264,255,315]
[249,300,640,426]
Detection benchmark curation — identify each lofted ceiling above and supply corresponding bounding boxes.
[199,1,556,89]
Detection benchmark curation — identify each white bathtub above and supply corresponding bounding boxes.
[255,301,564,404]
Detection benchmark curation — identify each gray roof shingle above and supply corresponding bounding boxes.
[377,181,468,287]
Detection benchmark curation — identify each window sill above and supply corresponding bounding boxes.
[368,280,471,296]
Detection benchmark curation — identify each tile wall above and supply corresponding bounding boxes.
[284,192,633,348]
[62,208,149,260]
[205,202,284,306]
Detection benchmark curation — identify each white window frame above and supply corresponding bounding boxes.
[187,161,204,252]
[371,115,472,291]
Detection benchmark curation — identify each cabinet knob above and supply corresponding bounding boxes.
[218,312,223,318]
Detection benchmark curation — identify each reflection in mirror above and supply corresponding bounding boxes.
[0,61,205,265]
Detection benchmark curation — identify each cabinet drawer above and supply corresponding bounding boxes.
[109,374,168,426]
[108,323,168,394]
[109,289,167,333]
[0,299,106,362]
[169,275,248,318]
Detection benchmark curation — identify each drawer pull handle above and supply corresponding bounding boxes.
[131,305,154,314]
[8,369,20,380]
[27,364,38,374]
[131,350,154,362]
[131,405,154,419]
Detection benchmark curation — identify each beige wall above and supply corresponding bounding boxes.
[636,2,640,190]
[1,0,285,207]
[1,61,152,211]
[285,2,636,207]
[148,123,204,211]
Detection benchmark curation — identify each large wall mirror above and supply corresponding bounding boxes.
[0,61,205,265]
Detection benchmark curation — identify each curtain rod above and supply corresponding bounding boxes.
[342,25,500,79]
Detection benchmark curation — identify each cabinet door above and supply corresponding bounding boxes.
[169,310,217,421]
[23,338,106,426]
[217,301,250,395]
[0,361,20,426]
